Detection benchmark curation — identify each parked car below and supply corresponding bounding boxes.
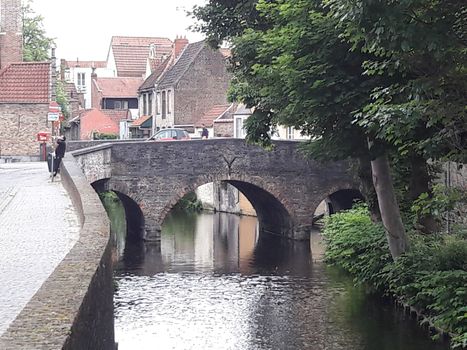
[147,128,190,141]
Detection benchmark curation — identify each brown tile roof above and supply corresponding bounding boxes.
[0,62,50,103]
[101,109,131,125]
[157,41,206,90]
[139,55,172,91]
[110,36,173,77]
[93,77,143,98]
[65,60,107,68]
[131,115,152,127]
[196,104,233,127]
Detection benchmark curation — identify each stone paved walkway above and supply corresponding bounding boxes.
[0,162,80,336]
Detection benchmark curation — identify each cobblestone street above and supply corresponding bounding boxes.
[0,162,80,336]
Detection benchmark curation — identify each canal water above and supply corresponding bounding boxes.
[113,210,448,350]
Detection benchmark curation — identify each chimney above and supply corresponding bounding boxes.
[0,0,23,69]
[174,35,189,59]
[51,47,57,101]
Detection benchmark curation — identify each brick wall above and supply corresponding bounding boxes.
[174,46,231,127]
[0,0,23,69]
[0,103,49,158]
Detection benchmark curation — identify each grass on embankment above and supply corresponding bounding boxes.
[322,206,467,349]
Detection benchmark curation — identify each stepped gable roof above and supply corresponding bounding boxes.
[156,40,206,90]
[93,77,143,98]
[139,55,172,91]
[195,104,233,128]
[65,60,106,68]
[110,36,173,77]
[0,62,50,103]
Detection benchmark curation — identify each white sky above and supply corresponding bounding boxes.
[31,0,207,61]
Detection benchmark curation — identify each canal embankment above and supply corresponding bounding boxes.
[0,156,115,349]
[321,206,467,349]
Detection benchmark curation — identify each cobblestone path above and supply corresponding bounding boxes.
[0,162,80,335]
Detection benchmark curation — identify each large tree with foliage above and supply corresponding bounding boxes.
[22,0,55,62]
[193,0,415,258]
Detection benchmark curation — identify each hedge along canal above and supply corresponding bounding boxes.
[322,206,466,349]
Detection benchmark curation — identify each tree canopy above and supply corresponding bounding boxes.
[22,0,55,62]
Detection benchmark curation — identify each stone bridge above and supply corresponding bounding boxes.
[70,139,360,241]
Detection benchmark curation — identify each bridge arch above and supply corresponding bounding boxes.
[312,185,365,219]
[160,175,294,238]
[71,138,360,241]
[90,178,146,242]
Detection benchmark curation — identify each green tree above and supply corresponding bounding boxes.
[22,0,55,62]
[329,0,467,232]
[193,0,410,258]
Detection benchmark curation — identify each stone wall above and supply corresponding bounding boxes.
[0,103,49,160]
[214,120,234,137]
[73,139,357,240]
[0,155,115,349]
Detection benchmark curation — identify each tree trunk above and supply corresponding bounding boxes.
[409,154,438,233]
[371,153,409,259]
[357,155,381,222]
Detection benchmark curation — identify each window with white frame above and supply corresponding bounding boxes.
[286,126,294,139]
[156,92,161,115]
[235,116,246,138]
[77,72,85,88]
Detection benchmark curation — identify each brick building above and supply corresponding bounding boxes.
[0,0,54,160]
[0,62,51,160]
[153,41,231,132]
[0,0,22,69]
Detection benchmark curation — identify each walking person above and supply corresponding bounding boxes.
[201,125,209,139]
[53,135,66,177]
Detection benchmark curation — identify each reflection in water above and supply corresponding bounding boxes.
[114,210,448,350]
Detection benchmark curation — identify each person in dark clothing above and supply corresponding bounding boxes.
[201,125,209,139]
[53,136,66,176]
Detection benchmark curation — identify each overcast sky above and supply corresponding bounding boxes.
[31,0,207,61]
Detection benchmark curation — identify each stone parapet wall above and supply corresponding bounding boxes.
[0,155,115,349]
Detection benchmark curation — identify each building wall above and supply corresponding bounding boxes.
[0,103,49,159]
[214,121,234,137]
[0,0,23,69]
[173,46,230,127]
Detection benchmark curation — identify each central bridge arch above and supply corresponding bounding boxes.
[71,139,360,241]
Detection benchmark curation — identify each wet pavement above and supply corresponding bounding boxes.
[0,162,80,335]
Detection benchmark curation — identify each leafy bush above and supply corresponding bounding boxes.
[323,206,467,349]
[175,192,203,212]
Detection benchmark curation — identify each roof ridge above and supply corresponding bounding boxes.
[158,40,206,89]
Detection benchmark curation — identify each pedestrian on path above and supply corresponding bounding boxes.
[201,125,209,139]
[53,136,66,177]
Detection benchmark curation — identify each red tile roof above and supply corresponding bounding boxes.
[79,108,119,139]
[65,60,107,68]
[101,109,131,125]
[195,104,233,127]
[110,36,173,77]
[93,77,143,98]
[131,115,152,127]
[0,62,50,103]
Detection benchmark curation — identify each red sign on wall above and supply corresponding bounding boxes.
[37,132,50,142]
